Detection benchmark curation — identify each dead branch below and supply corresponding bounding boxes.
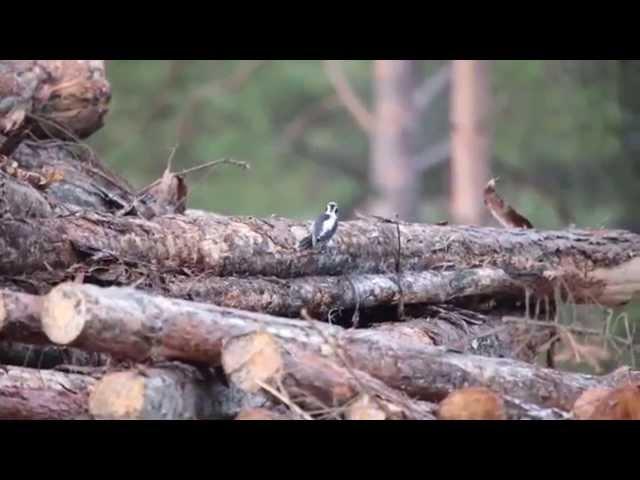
[322,61,373,134]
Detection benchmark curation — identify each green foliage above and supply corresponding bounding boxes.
[90,60,630,228]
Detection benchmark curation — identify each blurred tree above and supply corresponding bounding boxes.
[618,60,640,233]
[368,60,421,220]
[450,60,492,225]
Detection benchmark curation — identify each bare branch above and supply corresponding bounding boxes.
[414,63,452,112]
[280,94,341,148]
[414,138,451,173]
[322,61,373,134]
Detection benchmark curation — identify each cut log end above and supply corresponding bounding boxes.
[235,408,288,420]
[572,388,612,420]
[437,387,506,420]
[222,331,284,393]
[345,394,387,420]
[588,384,640,420]
[42,283,86,345]
[89,371,145,420]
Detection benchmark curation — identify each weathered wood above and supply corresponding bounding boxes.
[235,408,292,420]
[0,365,96,419]
[89,363,273,420]
[3,212,640,306]
[222,331,437,420]
[163,267,522,319]
[0,171,53,218]
[0,341,105,370]
[0,60,110,140]
[0,289,108,369]
[12,141,134,212]
[40,283,638,412]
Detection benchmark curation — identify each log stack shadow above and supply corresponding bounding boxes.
[1,60,639,420]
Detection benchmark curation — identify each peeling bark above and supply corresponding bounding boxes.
[0,365,95,419]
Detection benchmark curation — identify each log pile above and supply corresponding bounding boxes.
[1,60,640,420]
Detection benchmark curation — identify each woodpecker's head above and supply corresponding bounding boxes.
[325,201,339,216]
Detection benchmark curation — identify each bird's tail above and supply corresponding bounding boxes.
[298,235,313,250]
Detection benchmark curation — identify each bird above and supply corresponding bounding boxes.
[298,201,339,251]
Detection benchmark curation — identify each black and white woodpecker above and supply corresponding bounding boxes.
[298,201,339,250]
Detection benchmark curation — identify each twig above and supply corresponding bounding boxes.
[136,158,250,196]
[301,310,394,418]
[255,379,313,420]
[322,61,373,134]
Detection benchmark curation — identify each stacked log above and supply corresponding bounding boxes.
[1,60,639,420]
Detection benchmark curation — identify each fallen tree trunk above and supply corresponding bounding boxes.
[0,289,109,368]
[222,331,437,420]
[2,212,639,306]
[40,283,637,412]
[89,363,274,420]
[0,365,96,419]
[0,60,110,141]
[162,267,522,319]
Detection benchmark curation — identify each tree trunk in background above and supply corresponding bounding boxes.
[618,60,640,233]
[369,60,420,221]
[450,60,492,225]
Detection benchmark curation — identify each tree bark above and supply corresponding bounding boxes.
[39,283,638,412]
[3,212,640,306]
[158,267,523,318]
[0,341,106,370]
[88,363,274,420]
[368,60,421,220]
[222,331,437,420]
[0,365,96,419]
[0,171,53,218]
[450,60,492,225]
[12,141,134,212]
[0,290,46,343]
[0,60,110,141]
